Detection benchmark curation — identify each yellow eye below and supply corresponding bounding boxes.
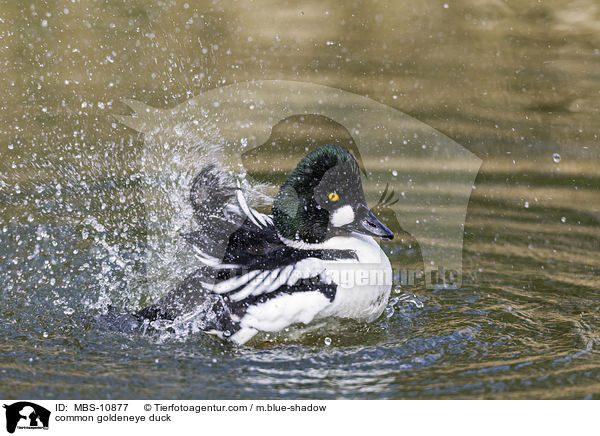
[328,192,339,202]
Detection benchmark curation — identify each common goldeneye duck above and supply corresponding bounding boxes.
[135,144,394,344]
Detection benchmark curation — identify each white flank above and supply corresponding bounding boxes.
[240,292,331,333]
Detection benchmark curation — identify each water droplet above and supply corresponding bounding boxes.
[552,153,561,163]
[324,337,332,346]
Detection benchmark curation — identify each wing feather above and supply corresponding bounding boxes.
[229,269,273,301]
[202,270,261,293]
[204,257,331,303]
[235,188,270,229]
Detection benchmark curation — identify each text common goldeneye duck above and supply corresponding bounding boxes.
[136,145,394,345]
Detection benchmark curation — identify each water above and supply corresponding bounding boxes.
[1,0,599,399]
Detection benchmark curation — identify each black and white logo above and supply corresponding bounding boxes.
[3,402,50,434]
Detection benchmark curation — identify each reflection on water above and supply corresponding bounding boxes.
[1,0,599,399]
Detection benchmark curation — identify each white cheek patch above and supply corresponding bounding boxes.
[330,205,355,227]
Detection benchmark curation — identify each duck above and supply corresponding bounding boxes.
[135,144,394,344]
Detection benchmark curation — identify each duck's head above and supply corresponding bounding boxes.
[273,145,394,244]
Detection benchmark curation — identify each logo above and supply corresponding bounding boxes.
[3,402,50,434]
[117,80,481,291]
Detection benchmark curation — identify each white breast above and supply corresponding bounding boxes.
[316,233,392,322]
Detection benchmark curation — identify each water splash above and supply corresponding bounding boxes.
[391,292,425,309]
